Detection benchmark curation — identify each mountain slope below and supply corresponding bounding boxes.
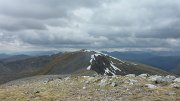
[0,56,52,84]
[104,51,180,75]
[35,50,169,76]
[0,54,11,60]
[0,50,170,84]
[1,55,32,63]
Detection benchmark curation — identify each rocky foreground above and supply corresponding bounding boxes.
[0,74,180,101]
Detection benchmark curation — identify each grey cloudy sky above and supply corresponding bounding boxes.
[0,0,180,52]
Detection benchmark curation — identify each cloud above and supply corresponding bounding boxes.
[0,0,180,52]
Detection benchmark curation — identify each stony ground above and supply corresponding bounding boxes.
[0,74,180,101]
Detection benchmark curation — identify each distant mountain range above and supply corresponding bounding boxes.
[0,54,11,59]
[0,54,32,63]
[104,51,180,75]
[0,50,170,84]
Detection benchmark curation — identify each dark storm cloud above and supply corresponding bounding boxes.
[0,0,180,52]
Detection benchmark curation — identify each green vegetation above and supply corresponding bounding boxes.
[0,75,179,101]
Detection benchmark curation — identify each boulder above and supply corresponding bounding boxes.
[148,75,174,83]
[111,82,117,87]
[98,78,108,87]
[170,83,180,89]
[125,74,136,77]
[145,84,157,89]
[138,74,149,78]
[166,75,176,80]
[174,78,180,83]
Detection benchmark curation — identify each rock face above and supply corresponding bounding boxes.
[0,74,179,101]
[174,78,180,83]
[87,53,122,76]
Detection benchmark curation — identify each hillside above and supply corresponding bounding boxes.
[0,74,180,101]
[1,55,32,63]
[0,56,52,84]
[105,51,180,75]
[36,50,170,76]
[0,50,170,84]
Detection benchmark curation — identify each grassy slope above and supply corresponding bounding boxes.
[35,52,91,75]
[0,75,179,101]
[33,51,171,76]
[109,57,170,76]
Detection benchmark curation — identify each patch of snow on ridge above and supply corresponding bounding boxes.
[94,50,125,64]
[110,62,121,72]
[94,53,102,57]
[104,68,115,76]
[86,50,123,75]
[82,49,125,64]
[131,63,138,66]
[83,49,91,52]
[90,54,101,64]
[109,56,125,63]
[87,54,102,70]
[94,51,125,63]
[94,51,108,56]
[87,65,91,70]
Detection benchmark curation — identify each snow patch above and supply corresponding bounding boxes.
[83,49,92,52]
[86,50,122,76]
[104,68,115,76]
[83,49,125,64]
[110,62,121,72]
[109,56,125,63]
[90,54,101,64]
[87,65,91,70]
[131,63,138,66]
[87,54,102,70]
[94,51,108,56]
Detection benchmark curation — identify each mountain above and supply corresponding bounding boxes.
[104,51,180,75]
[1,54,32,63]
[139,56,180,70]
[0,54,11,59]
[0,55,52,84]
[0,50,170,84]
[34,50,170,76]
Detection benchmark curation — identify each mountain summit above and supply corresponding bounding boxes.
[36,49,169,76]
[0,49,170,84]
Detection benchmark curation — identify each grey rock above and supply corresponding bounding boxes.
[129,79,138,85]
[148,75,162,81]
[98,78,108,87]
[111,82,117,87]
[138,74,149,78]
[145,84,157,89]
[149,75,174,83]
[125,74,136,77]
[64,77,70,81]
[174,78,180,83]
[170,83,180,88]
[166,75,176,80]
[33,89,40,93]
[83,86,86,89]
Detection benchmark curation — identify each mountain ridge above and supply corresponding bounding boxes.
[0,49,172,84]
